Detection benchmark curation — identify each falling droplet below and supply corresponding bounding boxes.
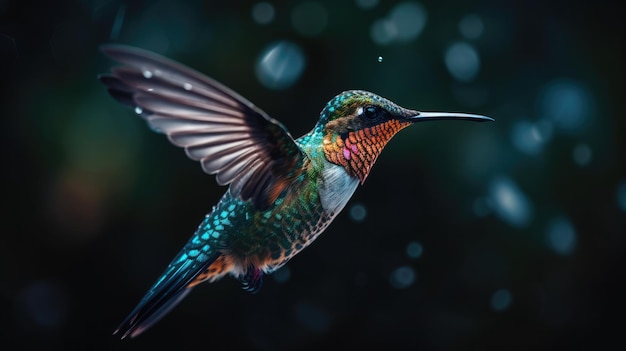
[377,56,383,63]
[183,83,193,91]
[134,106,143,115]
[142,69,153,79]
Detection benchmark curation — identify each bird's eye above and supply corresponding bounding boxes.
[362,105,380,120]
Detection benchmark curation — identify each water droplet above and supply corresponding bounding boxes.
[389,266,416,289]
[377,56,383,63]
[444,41,480,82]
[459,14,484,40]
[406,241,423,259]
[491,289,512,311]
[251,2,275,25]
[349,203,367,222]
[183,83,193,91]
[572,143,592,166]
[488,176,533,228]
[255,41,306,90]
[616,181,626,212]
[291,2,328,37]
[546,217,577,255]
[355,0,379,9]
[134,106,143,115]
[142,69,153,79]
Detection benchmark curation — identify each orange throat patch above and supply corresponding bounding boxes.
[323,119,411,183]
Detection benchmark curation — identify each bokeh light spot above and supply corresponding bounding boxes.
[406,241,423,259]
[572,143,592,166]
[617,181,626,212]
[295,302,331,333]
[370,1,427,45]
[491,289,512,311]
[16,281,69,331]
[489,176,533,228]
[539,79,593,133]
[273,266,291,283]
[291,2,328,37]
[355,0,379,9]
[445,42,480,82]
[546,217,577,255]
[511,119,553,155]
[349,203,367,222]
[251,2,275,25]
[370,18,397,46]
[389,266,416,289]
[389,2,427,42]
[255,41,306,90]
[459,14,484,40]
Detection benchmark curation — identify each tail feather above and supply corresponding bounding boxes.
[115,253,219,339]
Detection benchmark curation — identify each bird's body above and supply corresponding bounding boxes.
[99,45,492,339]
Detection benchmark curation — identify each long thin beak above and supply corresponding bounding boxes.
[408,111,494,122]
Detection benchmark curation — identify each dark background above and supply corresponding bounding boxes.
[2,0,624,350]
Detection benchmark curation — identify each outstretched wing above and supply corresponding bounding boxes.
[99,44,304,209]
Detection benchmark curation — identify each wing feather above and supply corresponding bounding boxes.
[99,44,305,209]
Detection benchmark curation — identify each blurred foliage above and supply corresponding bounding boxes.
[1,0,624,350]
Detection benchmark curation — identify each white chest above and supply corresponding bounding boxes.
[318,161,360,217]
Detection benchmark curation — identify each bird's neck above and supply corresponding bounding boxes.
[294,131,360,216]
[320,120,411,184]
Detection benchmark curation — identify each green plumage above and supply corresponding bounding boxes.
[100,44,492,339]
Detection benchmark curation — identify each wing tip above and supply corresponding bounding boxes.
[100,43,139,57]
[100,43,167,66]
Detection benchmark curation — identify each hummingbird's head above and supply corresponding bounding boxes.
[318,90,492,184]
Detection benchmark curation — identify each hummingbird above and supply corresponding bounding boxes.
[99,44,493,339]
